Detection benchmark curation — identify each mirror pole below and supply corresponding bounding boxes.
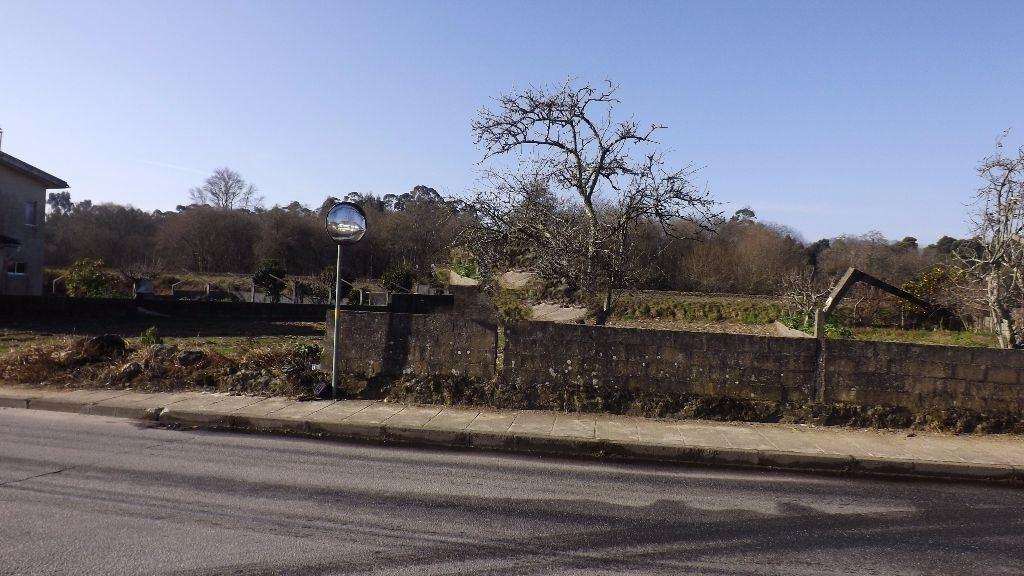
[331,244,343,399]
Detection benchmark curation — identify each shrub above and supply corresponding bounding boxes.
[140,326,162,346]
[252,259,287,303]
[449,248,481,281]
[380,259,415,291]
[65,258,118,298]
[293,342,321,361]
[781,312,853,339]
[493,289,532,324]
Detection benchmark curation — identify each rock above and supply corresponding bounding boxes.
[177,350,207,367]
[148,344,178,357]
[118,362,143,382]
[80,334,127,363]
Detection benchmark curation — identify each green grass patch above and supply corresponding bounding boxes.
[853,327,999,348]
[610,295,784,325]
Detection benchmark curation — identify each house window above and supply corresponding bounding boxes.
[6,261,26,275]
[24,201,37,226]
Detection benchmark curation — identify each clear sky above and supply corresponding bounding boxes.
[2,0,1022,244]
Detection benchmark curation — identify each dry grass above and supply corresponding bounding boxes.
[606,318,778,336]
[0,322,326,397]
[852,327,999,348]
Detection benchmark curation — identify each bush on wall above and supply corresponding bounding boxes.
[65,258,119,298]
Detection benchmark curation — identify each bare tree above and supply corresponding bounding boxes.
[189,167,262,210]
[779,268,834,330]
[958,138,1024,348]
[463,171,591,292]
[469,79,718,321]
[118,258,164,281]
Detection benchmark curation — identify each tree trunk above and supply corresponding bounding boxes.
[581,200,599,279]
[987,272,1021,349]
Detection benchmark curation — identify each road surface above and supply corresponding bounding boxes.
[1,408,1022,575]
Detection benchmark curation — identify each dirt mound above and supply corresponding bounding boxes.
[0,337,326,398]
[79,334,127,362]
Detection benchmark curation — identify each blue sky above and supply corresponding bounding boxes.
[1,0,1021,244]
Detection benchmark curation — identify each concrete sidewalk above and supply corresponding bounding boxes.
[2,385,1023,484]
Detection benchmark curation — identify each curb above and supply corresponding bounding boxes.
[3,390,1021,486]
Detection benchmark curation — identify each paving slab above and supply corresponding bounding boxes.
[85,391,196,420]
[595,415,639,442]
[155,393,228,412]
[305,401,379,438]
[159,394,263,426]
[226,397,305,431]
[384,405,443,428]
[269,399,335,420]
[971,438,1024,463]
[387,408,474,445]
[123,391,197,407]
[508,411,555,435]
[424,407,480,431]
[711,424,779,451]
[635,419,688,446]
[189,395,266,415]
[468,411,516,433]
[750,425,826,455]
[29,389,133,413]
[88,392,174,419]
[801,429,904,460]
[900,435,990,464]
[342,403,405,425]
[552,413,595,439]
[593,414,638,440]
[229,397,297,418]
[305,400,372,423]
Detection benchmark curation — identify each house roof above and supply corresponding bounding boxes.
[0,151,69,189]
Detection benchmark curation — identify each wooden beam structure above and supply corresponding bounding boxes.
[815,267,954,338]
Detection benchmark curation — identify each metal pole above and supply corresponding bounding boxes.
[331,244,342,399]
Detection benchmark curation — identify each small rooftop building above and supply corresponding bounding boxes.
[0,151,69,295]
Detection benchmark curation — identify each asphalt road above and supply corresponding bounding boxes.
[1,409,1023,576]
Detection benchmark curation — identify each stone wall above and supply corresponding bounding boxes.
[503,321,1024,414]
[502,322,819,403]
[323,288,497,379]
[320,301,1024,414]
[822,340,1024,413]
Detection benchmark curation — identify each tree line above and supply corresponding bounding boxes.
[45,179,470,291]
[44,176,962,297]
